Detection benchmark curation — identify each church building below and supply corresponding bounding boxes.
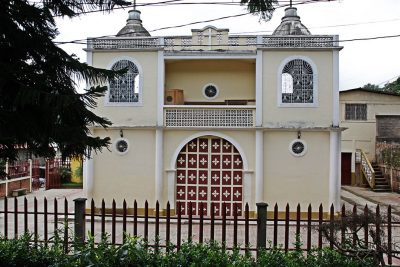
[84,6,342,215]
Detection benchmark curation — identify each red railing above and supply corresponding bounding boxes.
[45,158,70,190]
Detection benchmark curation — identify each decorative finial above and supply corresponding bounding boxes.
[133,0,136,10]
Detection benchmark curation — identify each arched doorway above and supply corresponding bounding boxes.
[176,136,243,216]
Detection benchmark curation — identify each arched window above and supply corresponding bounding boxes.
[281,59,314,104]
[108,60,140,103]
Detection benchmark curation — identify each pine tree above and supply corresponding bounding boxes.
[240,0,278,21]
[0,0,128,160]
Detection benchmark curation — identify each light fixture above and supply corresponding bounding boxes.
[297,130,301,139]
[120,129,123,138]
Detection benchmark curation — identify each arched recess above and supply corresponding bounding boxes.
[170,132,249,216]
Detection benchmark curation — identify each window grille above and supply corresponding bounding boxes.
[281,59,314,104]
[109,60,140,103]
[345,104,367,120]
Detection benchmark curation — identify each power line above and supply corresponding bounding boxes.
[377,75,400,86]
[57,32,400,47]
[55,0,333,44]
[49,0,309,17]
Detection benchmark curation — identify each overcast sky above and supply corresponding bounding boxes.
[55,0,400,91]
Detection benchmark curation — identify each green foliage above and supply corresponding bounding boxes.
[362,83,381,91]
[0,234,378,267]
[384,77,400,94]
[376,143,400,168]
[240,0,278,21]
[0,0,129,161]
[0,233,71,267]
[59,166,72,183]
[74,164,83,178]
[362,77,400,95]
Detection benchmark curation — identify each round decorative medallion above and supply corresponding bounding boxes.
[202,84,219,99]
[114,138,129,155]
[289,139,307,157]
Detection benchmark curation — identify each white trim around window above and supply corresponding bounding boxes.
[105,56,144,107]
[277,55,319,108]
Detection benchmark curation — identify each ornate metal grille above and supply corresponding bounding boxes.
[165,108,255,127]
[281,59,314,104]
[109,60,139,103]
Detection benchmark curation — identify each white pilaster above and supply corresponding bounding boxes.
[332,50,340,126]
[155,128,164,204]
[157,51,165,126]
[329,131,341,207]
[255,130,264,204]
[166,169,176,209]
[83,154,94,199]
[243,170,254,209]
[86,51,93,66]
[256,50,263,126]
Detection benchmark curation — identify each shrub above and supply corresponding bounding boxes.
[0,234,378,266]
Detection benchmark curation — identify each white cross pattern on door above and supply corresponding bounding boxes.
[176,136,243,216]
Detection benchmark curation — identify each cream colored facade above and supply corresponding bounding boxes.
[84,7,342,214]
[340,89,400,176]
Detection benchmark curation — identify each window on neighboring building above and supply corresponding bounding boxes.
[345,104,367,120]
[281,59,314,104]
[108,60,140,103]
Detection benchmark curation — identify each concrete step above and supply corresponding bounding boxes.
[373,188,392,192]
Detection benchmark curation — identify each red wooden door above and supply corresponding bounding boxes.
[341,153,352,185]
[176,137,243,216]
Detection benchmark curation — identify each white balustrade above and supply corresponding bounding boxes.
[164,106,255,128]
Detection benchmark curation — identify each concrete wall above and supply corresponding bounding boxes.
[262,50,334,127]
[92,51,159,127]
[264,131,331,209]
[90,128,156,205]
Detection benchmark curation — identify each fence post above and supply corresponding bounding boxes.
[74,198,87,246]
[256,202,268,256]
[29,159,32,192]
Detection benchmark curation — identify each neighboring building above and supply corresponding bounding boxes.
[84,6,342,215]
[340,88,400,185]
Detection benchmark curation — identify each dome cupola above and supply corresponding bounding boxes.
[117,8,150,37]
[273,7,311,35]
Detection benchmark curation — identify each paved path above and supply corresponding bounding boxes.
[341,185,400,215]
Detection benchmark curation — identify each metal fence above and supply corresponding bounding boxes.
[0,197,399,264]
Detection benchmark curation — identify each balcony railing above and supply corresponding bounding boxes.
[164,106,255,128]
[87,35,339,50]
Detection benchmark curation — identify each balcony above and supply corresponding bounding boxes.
[164,105,256,128]
[87,35,339,51]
